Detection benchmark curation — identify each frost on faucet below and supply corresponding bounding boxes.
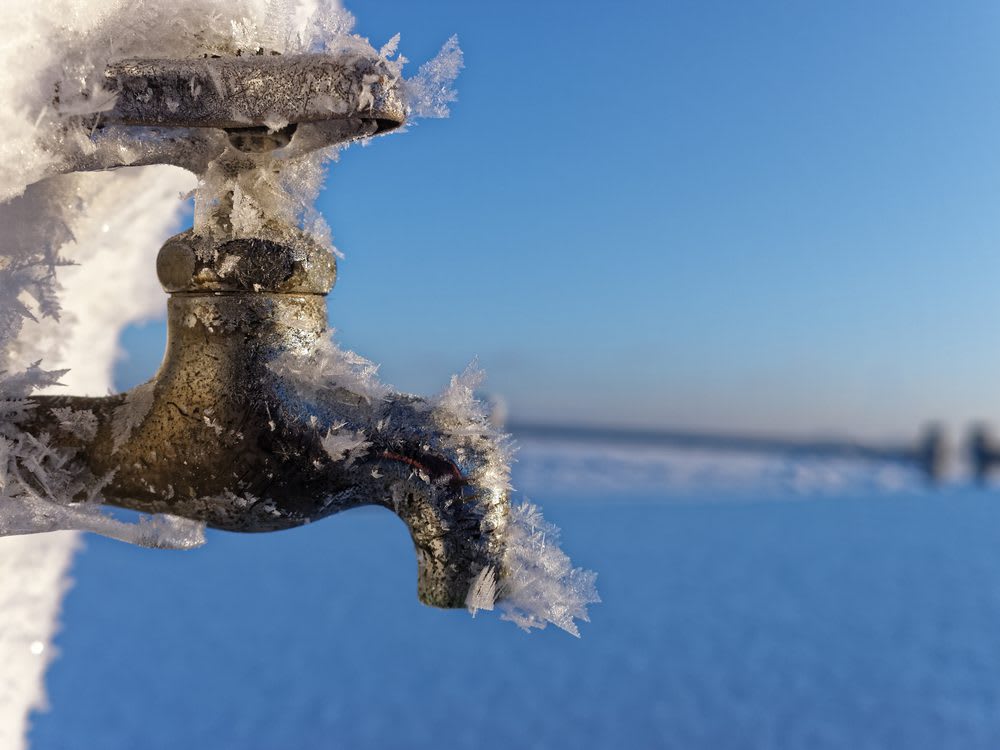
[432,367,599,635]
[0,362,205,550]
[275,341,599,634]
[0,0,597,636]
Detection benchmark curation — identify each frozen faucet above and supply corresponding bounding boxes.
[14,51,511,609]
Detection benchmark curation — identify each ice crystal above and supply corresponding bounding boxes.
[496,503,600,637]
[432,362,516,514]
[321,423,370,466]
[434,369,599,636]
[464,564,497,616]
[48,408,98,442]
[405,35,465,119]
[271,333,390,404]
[110,382,155,453]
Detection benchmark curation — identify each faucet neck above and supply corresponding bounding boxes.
[160,294,328,386]
[154,229,334,398]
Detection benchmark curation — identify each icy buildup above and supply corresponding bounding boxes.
[280,345,600,636]
[3,0,464,258]
[433,367,599,634]
[110,382,156,453]
[48,408,98,443]
[405,36,465,119]
[1,0,468,553]
[6,169,196,395]
[432,363,516,511]
[0,368,205,549]
[430,366,599,635]
[0,533,78,750]
[464,564,498,616]
[0,3,580,745]
[273,333,391,403]
[321,424,371,466]
[496,503,600,637]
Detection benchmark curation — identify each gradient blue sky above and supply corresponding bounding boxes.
[119,0,1000,439]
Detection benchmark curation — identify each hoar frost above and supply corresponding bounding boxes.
[431,364,599,635]
[0,8,593,745]
[0,0,468,563]
[278,345,599,635]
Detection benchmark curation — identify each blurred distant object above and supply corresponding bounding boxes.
[968,424,1000,483]
[509,422,949,488]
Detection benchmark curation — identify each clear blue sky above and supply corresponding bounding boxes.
[119,0,1000,439]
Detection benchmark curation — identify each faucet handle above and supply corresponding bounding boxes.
[54,52,406,177]
[101,54,405,133]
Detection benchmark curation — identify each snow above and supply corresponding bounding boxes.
[7,169,196,394]
[513,436,921,499]
[0,533,78,750]
[28,485,1000,750]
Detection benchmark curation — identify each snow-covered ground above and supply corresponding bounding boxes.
[513,435,923,499]
[25,443,1000,750]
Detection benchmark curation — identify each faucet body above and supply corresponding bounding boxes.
[12,53,510,609]
[23,228,508,607]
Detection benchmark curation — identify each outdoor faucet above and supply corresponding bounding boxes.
[14,51,510,609]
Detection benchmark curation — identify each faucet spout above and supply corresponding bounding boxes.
[309,392,510,609]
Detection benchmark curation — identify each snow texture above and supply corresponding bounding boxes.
[514,437,922,498]
[0,533,78,750]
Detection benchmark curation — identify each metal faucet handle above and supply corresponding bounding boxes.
[57,52,406,176]
[102,54,405,132]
